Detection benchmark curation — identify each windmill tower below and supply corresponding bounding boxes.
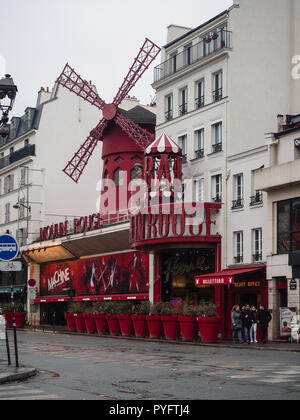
[56,38,160,216]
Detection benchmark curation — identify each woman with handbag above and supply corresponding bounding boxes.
[231,305,243,344]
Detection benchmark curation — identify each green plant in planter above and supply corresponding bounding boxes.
[115,301,133,315]
[181,302,198,317]
[92,302,106,314]
[196,302,218,317]
[102,301,119,315]
[67,302,85,314]
[83,304,94,314]
[134,301,150,315]
[14,302,25,313]
[1,302,11,312]
[156,301,174,316]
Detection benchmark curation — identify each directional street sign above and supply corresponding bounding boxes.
[0,234,19,262]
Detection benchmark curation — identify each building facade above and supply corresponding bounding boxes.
[255,114,300,339]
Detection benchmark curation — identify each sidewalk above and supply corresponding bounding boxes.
[0,361,36,384]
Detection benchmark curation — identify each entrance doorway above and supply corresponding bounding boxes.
[233,292,261,308]
[40,302,67,326]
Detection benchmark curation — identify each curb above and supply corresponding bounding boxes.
[0,366,37,384]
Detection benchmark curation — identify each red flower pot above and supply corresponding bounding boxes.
[4,312,13,328]
[105,314,120,336]
[131,315,148,338]
[83,314,96,334]
[65,313,76,332]
[118,315,133,337]
[146,315,163,339]
[197,317,220,343]
[74,314,86,333]
[161,316,180,340]
[94,314,108,335]
[178,316,198,342]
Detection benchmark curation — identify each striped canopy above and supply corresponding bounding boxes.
[145,133,182,155]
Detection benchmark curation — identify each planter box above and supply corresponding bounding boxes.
[94,314,108,335]
[65,313,76,332]
[161,315,180,340]
[4,312,26,329]
[197,317,220,343]
[178,316,198,342]
[4,312,13,328]
[131,315,148,338]
[105,314,120,336]
[83,314,96,334]
[73,313,86,333]
[146,315,163,339]
[118,314,133,337]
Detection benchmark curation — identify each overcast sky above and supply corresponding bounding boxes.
[1,0,233,117]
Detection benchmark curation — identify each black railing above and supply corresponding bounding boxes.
[154,29,231,83]
[195,96,205,109]
[232,198,244,209]
[212,143,222,153]
[179,103,188,116]
[253,253,262,263]
[212,88,223,102]
[234,255,244,264]
[250,192,263,206]
[195,149,204,159]
[0,144,35,170]
[165,110,173,121]
[212,196,222,203]
[182,154,187,164]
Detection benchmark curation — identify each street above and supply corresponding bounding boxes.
[1,330,300,401]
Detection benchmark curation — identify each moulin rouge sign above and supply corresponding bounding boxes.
[39,213,102,242]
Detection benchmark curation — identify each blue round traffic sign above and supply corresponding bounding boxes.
[0,234,19,262]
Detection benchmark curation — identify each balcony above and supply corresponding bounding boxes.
[212,88,223,102]
[179,103,188,116]
[165,110,173,121]
[232,198,244,210]
[195,96,205,109]
[182,154,187,164]
[250,191,263,206]
[212,195,222,204]
[212,143,222,154]
[253,253,262,263]
[154,29,231,83]
[234,255,244,264]
[195,149,204,159]
[0,144,35,170]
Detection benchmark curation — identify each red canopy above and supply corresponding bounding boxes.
[195,268,262,286]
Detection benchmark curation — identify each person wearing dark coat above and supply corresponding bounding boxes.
[241,304,253,344]
[231,305,243,344]
[257,304,272,343]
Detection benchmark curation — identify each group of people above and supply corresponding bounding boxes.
[231,303,272,344]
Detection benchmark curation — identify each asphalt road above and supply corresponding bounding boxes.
[1,330,300,401]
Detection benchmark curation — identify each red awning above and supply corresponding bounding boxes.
[195,268,263,286]
[34,296,69,303]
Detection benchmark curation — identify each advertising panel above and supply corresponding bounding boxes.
[40,251,149,297]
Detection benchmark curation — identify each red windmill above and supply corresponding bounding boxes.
[56,38,161,190]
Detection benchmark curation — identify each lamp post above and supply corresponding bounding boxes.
[0,74,18,138]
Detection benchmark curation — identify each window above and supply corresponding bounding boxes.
[4,174,14,194]
[213,71,223,102]
[19,198,26,219]
[184,43,193,66]
[232,174,244,209]
[277,198,300,254]
[212,122,222,153]
[17,228,27,246]
[234,231,243,264]
[20,167,26,187]
[170,51,177,73]
[165,94,173,121]
[194,129,204,159]
[10,147,14,155]
[193,177,204,202]
[195,79,205,109]
[24,110,31,129]
[179,87,188,116]
[113,168,124,187]
[178,135,187,163]
[5,203,10,223]
[24,139,29,148]
[253,228,262,262]
[212,174,222,203]
[250,190,263,206]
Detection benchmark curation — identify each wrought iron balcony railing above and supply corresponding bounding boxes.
[212,143,222,154]
[0,144,35,170]
[232,198,244,210]
[252,253,262,263]
[195,96,205,109]
[212,88,223,102]
[165,110,173,121]
[250,192,263,206]
[154,29,231,83]
[182,154,187,164]
[234,255,244,264]
[212,195,222,203]
[179,103,188,116]
[195,149,204,159]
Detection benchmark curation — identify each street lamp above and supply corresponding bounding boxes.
[13,202,31,212]
[0,74,18,138]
